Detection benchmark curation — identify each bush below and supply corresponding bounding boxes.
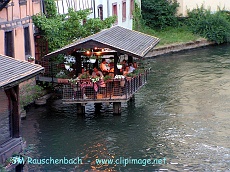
[187,6,230,44]
[141,0,179,29]
[20,84,44,108]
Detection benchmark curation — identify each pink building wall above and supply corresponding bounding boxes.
[0,0,42,61]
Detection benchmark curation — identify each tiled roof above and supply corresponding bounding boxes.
[44,26,160,58]
[0,55,44,89]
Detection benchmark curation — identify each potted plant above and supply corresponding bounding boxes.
[89,56,97,63]
[69,77,80,91]
[116,62,122,69]
[79,73,90,79]
[27,55,35,62]
[114,75,125,86]
[64,62,72,70]
[56,70,69,83]
[126,73,134,81]
[103,75,112,82]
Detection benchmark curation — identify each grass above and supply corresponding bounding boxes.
[138,25,202,47]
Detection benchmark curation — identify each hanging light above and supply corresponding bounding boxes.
[117,63,122,69]
[65,63,71,70]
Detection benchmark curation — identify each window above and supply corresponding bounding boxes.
[19,0,27,5]
[112,3,117,24]
[24,27,31,56]
[5,31,13,57]
[122,1,126,22]
[98,5,103,20]
[130,0,134,18]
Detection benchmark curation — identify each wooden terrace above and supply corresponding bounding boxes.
[37,26,159,114]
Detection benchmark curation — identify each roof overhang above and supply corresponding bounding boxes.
[0,55,44,90]
[44,26,160,59]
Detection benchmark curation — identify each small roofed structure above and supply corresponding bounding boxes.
[0,55,44,171]
[44,26,159,59]
[38,26,159,115]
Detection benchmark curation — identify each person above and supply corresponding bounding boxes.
[128,63,135,73]
[122,60,128,70]
[123,66,130,76]
[100,59,109,71]
[92,67,104,78]
[100,59,109,76]
[78,68,90,79]
[108,62,114,72]
[92,67,105,91]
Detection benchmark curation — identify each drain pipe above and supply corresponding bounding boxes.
[93,0,96,18]
[107,0,109,18]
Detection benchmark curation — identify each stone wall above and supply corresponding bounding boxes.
[0,90,11,144]
[145,39,215,58]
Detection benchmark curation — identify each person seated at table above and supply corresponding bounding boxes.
[123,66,130,76]
[92,67,106,91]
[100,59,109,75]
[128,63,135,73]
[133,62,138,69]
[78,68,90,79]
[92,67,104,78]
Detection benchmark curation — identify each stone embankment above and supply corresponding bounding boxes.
[145,38,215,58]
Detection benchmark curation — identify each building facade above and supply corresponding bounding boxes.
[177,0,230,16]
[0,55,44,170]
[0,0,42,61]
[54,0,140,30]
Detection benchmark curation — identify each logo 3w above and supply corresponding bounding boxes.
[10,156,25,164]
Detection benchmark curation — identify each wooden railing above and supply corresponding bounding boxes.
[62,70,149,103]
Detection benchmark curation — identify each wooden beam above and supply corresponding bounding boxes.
[11,86,20,138]
[113,102,121,115]
[77,103,85,114]
[114,53,119,75]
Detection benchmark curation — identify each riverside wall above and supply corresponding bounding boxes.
[145,38,215,58]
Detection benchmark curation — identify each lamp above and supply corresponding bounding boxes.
[117,64,122,69]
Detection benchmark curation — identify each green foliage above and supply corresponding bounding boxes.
[103,75,112,82]
[138,25,201,46]
[133,0,143,31]
[32,0,116,52]
[44,0,57,18]
[187,6,230,44]
[20,84,44,108]
[141,0,179,29]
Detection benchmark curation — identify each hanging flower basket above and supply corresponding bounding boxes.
[27,55,35,62]
[89,58,96,63]
[64,64,71,70]
[117,64,122,69]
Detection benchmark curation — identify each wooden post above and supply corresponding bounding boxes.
[94,103,102,114]
[77,103,85,115]
[128,55,133,64]
[129,95,135,102]
[11,86,20,138]
[114,53,119,75]
[113,102,121,115]
[74,52,82,77]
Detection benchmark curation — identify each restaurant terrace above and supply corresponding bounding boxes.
[37,26,159,114]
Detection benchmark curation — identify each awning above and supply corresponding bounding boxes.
[44,26,160,59]
[0,54,44,89]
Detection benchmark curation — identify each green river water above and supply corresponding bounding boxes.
[21,44,230,171]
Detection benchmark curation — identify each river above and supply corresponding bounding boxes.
[21,44,230,171]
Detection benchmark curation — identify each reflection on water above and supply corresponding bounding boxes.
[21,44,230,171]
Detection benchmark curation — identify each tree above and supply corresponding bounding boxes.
[141,0,179,29]
[32,0,116,52]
